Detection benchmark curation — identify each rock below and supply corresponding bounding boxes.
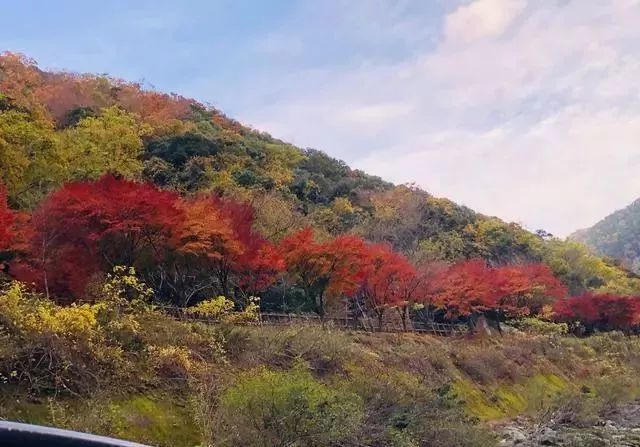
[501,426,528,444]
[497,398,640,446]
[538,427,558,445]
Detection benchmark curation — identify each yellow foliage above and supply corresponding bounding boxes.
[185,296,260,324]
[61,106,147,180]
[102,265,153,307]
[332,197,354,215]
[147,345,194,378]
[0,281,98,338]
[186,296,234,319]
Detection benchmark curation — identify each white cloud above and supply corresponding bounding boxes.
[444,0,527,44]
[357,106,640,237]
[339,102,414,125]
[226,0,640,237]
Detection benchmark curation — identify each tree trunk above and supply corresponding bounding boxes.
[377,309,385,331]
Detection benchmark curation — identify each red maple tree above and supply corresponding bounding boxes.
[173,196,283,303]
[18,175,181,297]
[279,228,332,316]
[494,263,566,317]
[554,293,640,332]
[431,259,497,319]
[358,243,415,329]
[279,229,369,317]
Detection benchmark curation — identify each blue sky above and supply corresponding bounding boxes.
[3,0,640,236]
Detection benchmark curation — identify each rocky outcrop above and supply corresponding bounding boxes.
[499,401,640,446]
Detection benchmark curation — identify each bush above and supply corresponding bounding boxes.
[347,368,497,446]
[223,325,357,374]
[147,345,194,379]
[185,296,259,324]
[185,296,234,319]
[211,366,363,446]
[509,317,568,336]
[0,278,225,395]
[0,281,125,394]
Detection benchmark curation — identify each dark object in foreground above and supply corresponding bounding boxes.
[0,421,150,447]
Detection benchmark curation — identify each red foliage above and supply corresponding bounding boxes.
[34,73,102,124]
[236,241,285,296]
[279,229,368,315]
[431,261,566,320]
[554,293,640,331]
[0,52,196,128]
[115,85,194,127]
[17,175,181,297]
[279,228,331,314]
[323,234,368,298]
[405,261,447,307]
[494,263,567,317]
[431,260,497,318]
[358,243,415,327]
[0,52,43,113]
[0,183,14,250]
[211,196,284,296]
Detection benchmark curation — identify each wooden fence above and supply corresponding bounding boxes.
[158,306,469,337]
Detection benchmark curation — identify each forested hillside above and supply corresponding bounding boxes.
[572,198,640,273]
[6,51,640,446]
[1,51,638,307]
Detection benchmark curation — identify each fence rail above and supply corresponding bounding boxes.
[157,306,469,337]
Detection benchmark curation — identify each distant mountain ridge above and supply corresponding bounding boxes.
[571,198,640,272]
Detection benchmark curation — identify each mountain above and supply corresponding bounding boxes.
[1,50,639,298]
[572,199,640,272]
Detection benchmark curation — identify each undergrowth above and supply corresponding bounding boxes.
[2,280,640,446]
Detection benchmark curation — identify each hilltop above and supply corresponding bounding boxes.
[572,198,640,273]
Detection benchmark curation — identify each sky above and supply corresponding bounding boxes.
[3,0,640,237]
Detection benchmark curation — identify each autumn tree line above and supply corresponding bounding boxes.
[0,174,638,333]
[3,51,640,334]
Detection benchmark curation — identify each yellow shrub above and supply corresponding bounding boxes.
[102,266,153,308]
[0,281,123,393]
[186,296,234,319]
[225,297,260,324]
[148,345,194,378]
[185,296,259,324]
[50,304,99,338]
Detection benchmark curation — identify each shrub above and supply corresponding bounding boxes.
[509,317,568,336]
[137,312,225,363]
[185,296,259,324]
[347,368,497,446]
[102,265,154,308]
[211,366,363,447]
[186,296,234,319]
[223,325,356,374]
[147,345,194,379]
[0,281,125,394]
[0,279,226,395]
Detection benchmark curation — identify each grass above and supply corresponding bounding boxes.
[4,324,640,445]
[0,389,200,447]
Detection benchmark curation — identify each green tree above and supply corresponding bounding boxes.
[61,106,147,180]
[0,110,62,206]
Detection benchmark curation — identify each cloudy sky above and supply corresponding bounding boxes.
[3,0,640,236]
